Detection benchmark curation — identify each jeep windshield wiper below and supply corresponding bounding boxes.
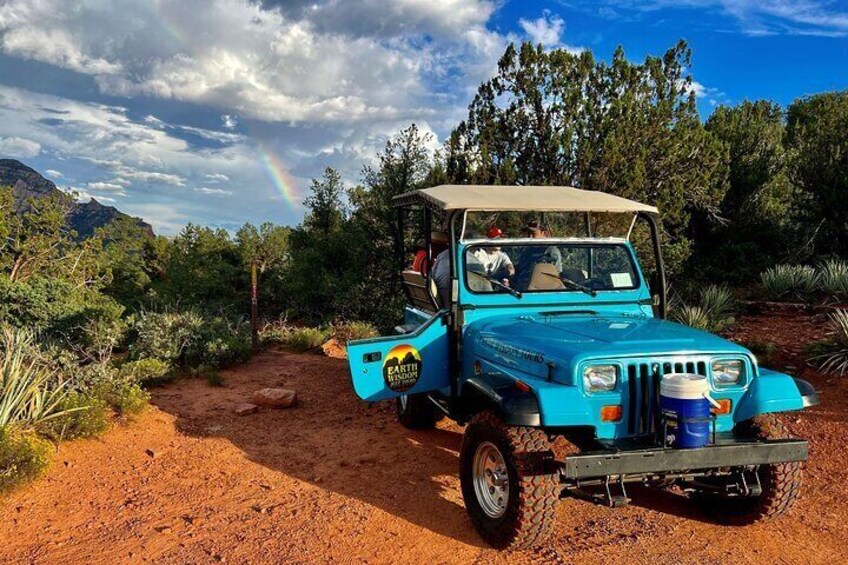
[487,277,523,299]
[543,272,597,297]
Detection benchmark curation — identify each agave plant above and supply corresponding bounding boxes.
[672,305,711,331]
[818,260,848,299]
[761,264,819,301]
[810,309,848,376]
[0,327,77,428]
[698,285,737,332]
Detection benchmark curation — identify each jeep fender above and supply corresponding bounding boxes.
[735,368,819,422]
[460,375,542,427]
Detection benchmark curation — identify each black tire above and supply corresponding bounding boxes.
[694,414,803,524]
[395,393,443,429]
[460,411,559,550]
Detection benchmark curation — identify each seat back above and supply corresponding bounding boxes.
[401,270,437,312]
[527,263,564,290]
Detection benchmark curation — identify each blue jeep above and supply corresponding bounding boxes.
[347,185,818,549]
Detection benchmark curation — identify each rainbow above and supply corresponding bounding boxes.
[149,1,302,209]
[257,141,301,208]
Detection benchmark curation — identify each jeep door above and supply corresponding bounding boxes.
[347,311,450,402]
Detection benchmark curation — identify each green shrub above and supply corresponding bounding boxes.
[328,321,379,343]
[818,260,848,299]
[129,308,251,370]
[284,327,329,352]
[673,305,710,331]
[199,333,252,369]
[40,391,110,440]
[0,327,75,428]
[0,279,126,361]
[118,358,174,386]
[808,309,848,376]
[67,362,149,417]
[698,285,737,332]
[761,264,819,301]
[98,382,149,417]
[672,285,736,332]
[192,364,224,387]
[129,309,206,364]
[0,426,52,494]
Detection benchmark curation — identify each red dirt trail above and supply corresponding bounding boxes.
[1,307,847,564]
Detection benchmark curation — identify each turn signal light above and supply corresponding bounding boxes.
[514,380,532,393]
[601,405,622,422]
[712,398,732,415]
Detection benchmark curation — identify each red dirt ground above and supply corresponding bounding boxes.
[1,306,847,564]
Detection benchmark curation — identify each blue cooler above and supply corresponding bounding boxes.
[660,373,720,449]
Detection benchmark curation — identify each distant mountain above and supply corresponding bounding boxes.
[0,159,153,239]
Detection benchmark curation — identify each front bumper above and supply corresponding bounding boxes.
[562,438,808,479]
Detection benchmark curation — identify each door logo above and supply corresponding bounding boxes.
[383,344,422,393]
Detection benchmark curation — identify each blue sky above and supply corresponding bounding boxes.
[0,1,846,234]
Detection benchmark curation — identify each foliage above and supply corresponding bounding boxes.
[448,41,727,277]
[672,285,736,332]
[117,358,173,386]
[673,306,711,331]
[151,225,243,309]
[807,309,848,376]
[0,327,74,429]
[328,321,379,342]
[282,327,330,352]
[698,101,794,281]
[760,264,820,301]
[40,391,110,440]
[191,365,224,387]
[0,427,52,494]
[283,168,373,325]
[786,91,848,259]
[129,308,251,370]
[818,259,848,299]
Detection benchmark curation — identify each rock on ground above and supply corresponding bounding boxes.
[252,388,297,408]
[235,403,259,416]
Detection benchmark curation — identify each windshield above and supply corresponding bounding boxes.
[464,242,639,295]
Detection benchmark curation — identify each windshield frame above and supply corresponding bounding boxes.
[461,239,642,296]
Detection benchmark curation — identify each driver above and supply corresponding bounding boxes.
[513,220,563,291]
[472,226,515,286]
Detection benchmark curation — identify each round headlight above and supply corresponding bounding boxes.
[583,365,618,392]
[712,359,743,387]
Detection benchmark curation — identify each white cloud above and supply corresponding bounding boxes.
[118,202,190,234]
[520,12,565,46]
[196,186,234,196]
[221,115,238,129]
[87,181,126,192]
[518,11,583,53]
[0,0,502,124]
[590,1,848,37]
[0,84,332,233]
[0,135,41,158]
[45,169,62,177]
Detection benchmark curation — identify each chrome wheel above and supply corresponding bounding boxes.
[473,441,509,519]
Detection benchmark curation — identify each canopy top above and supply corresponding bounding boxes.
[393,185,658,214]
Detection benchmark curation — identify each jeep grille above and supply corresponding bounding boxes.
[626,359,709,435]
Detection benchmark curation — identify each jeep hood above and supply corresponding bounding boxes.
[464,314,750,382]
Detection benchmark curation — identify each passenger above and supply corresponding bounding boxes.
[473,226,515,285]
[411,231,448,276]
[525,220,563,271]
[513,220,563,291]
[431,248,452,308]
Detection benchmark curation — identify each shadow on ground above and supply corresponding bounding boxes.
[151,348,483,546]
